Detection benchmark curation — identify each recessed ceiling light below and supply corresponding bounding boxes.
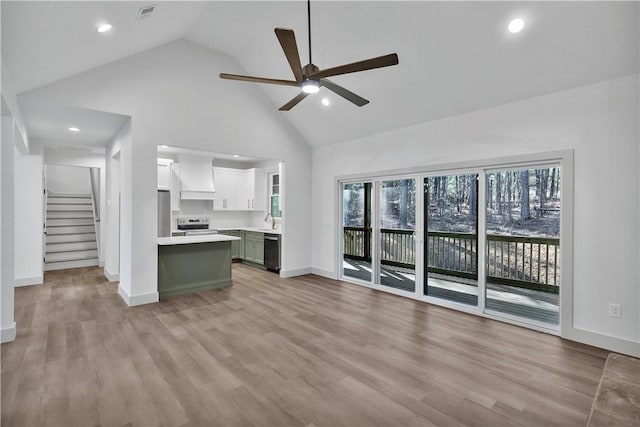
[321,98,330,106]
[68,127,80,132]
[232,155,240,158]
[97,23,112,33]
[508,18,525,34]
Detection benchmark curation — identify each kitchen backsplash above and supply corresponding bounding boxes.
[172,201,270,230]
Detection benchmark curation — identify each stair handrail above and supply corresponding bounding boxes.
[89,168,101,263]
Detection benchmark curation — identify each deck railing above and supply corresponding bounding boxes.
[380,229,415,268]
[343,227,560,294]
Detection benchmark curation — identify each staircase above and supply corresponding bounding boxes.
[44,193,99,271]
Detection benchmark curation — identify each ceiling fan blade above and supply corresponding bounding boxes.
[320,79,369,107]
[219,73,299,87]
[279,92,309,111]
[275,28,304,82]
[308,53,399,79]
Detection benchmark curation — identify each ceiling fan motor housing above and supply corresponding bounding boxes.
[302,63,319,79]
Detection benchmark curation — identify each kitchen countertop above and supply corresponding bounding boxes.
[217,227,281,235]
[158,234,241,246]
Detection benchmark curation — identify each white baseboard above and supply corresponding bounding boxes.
[14,275,43,287]
[280,267,312,278]
[104,268,120,282]
[311,267,338,280]
[117,284,158,307]
[564,327,640,357]
[1,322,16,343]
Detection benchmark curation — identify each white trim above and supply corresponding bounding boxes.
[564,328,639,358]
[279,267,311,278]
[475,171,487,313]
[104,268,119,282]
[311,267,338,280]
[335,149,573,182]
[1,322,16,343]
[117,285,158,307]
[14,275,43,287]
[99,260,105,267]
[559,150,574,340]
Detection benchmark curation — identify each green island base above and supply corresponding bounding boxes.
[158,241,233,299]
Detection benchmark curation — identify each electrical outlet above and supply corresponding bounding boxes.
[609,303,622,318]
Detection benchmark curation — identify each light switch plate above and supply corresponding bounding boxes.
[609,303,622,318]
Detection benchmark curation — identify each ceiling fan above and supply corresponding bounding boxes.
[219,0,399,111]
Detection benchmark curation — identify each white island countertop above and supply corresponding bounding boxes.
[158,234,241,246]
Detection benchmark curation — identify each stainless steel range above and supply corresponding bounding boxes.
[176,217,218,236]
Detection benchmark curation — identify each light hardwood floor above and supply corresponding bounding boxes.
[2,264,607,426]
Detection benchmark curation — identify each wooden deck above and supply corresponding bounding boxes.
[344,259,559,325]
[2,264,604,426]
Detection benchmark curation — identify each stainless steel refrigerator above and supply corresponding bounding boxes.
[158,190,171,237]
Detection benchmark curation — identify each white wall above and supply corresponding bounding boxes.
[21,40,312,305]
[14,141,43,286]
[1,114,16,342]
[312,74,640,356]
[1,58,28,154]
[104,120,130,282]
[45,164,91,195]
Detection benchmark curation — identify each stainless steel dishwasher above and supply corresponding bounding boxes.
[263,233,280,272]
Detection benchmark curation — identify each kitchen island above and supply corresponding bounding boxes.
[157,234,241,298]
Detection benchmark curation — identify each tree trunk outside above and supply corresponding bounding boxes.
[506,172,513,224]
[496,173,503,215]
[469,175,477,221]
[487,174,493,210]
[520,170,531,220]
[399,179,408,228]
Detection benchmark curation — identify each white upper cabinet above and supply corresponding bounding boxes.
[157,159,172,190]
[213,168,237,210]
[246,168,266,211]
[212,167,266,211]
[236,170,250,210]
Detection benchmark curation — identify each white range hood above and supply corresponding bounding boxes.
[178,154,216,200]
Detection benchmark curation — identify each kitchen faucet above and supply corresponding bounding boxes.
[264,212,276,230]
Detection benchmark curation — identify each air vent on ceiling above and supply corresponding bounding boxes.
[136,4,156,21]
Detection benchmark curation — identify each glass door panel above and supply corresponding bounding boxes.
[424,174,478,305]
[485,167,560,326]
[378,179,416,292]
[342,182,372,283]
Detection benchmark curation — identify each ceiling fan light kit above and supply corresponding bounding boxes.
[301,80,320,94]
[219,0,399,111]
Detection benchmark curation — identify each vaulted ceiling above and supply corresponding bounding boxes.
[2,1,638,147]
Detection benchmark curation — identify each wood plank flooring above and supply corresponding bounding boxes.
[2,264,608,426]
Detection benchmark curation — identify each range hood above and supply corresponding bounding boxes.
[178,154,216,200]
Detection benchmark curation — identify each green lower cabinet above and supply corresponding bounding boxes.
[230,230,245,259]
[244,231,264,265]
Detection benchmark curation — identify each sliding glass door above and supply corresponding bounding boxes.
[341,179,417,292]
[485,167,560,325]
[339,158,563,332]
[342,182,372,283]
[378,179,416,292]
[424,174,478,305]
